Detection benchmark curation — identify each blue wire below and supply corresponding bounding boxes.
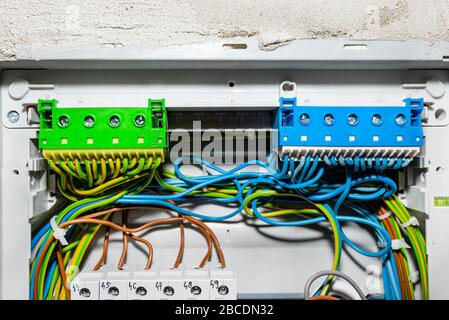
[43,261,57,298]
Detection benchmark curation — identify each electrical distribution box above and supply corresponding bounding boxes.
[1,40,449,300]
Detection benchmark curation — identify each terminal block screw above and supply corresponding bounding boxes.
[134,115,146,127]
[323,114,335,126]
[191,286,202,296]
[371,114,382,126]
[163,286,175,296]
[136,286,147,296]
[347,114,358,126]
[108,286,120,297]
[84,116,95,128]
[7,111,20,123]
[58,115,70,128]
[218,285,229,296]
[109,115,121,127]
[299,113,311,125]
[79,288,91,298]
[395,114,406,126]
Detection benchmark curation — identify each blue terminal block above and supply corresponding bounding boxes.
[275,97,424,161]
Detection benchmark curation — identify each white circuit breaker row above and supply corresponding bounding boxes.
[71,264,237,300]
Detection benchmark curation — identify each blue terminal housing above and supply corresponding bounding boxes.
[275,97,424,150]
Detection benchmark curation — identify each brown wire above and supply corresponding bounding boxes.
[382,221,407,297]
[34,214,124,299]
[73,205,224,267]
[62,217,213,268]
[83,207,209,268]
[93,226,111,271]
[33,208,225,298]
[174,215,185,268]
[83,206,181,269]
[35,207,226,299]
[310,295,339,300]
[377,208,406,294]
[128,233,154,270]
[182,215,226,268]
[56,247,70,299]
[394,250,413,299]
[377,206,413,300]
[168,198,186,269]
[118,211,129,270]
[59,215,225,267]
[181,217,213,268]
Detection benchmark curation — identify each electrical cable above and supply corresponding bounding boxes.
[304,270,367,300]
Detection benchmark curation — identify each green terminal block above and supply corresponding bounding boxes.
[37,99,167,163]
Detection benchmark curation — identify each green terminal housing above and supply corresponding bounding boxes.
[37,99,167,161]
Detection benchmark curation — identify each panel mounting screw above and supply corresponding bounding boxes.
[218,285,229,295]
[395,114,406,126]
[299,113,311,126]
[109,115,121,127]
[191,286,202,296]
[136,286,147,296]
[323,114,335,126]
[134,115,146,127]
[84,115,95,128]
[80,288,91,298]
[7,111,20,123]
[371,114,382,126]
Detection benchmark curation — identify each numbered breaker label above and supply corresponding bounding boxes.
[71,265,237,300]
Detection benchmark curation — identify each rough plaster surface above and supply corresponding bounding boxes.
[1,0,449,61]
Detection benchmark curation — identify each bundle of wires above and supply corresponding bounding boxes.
[30,155,164,299]
[48,156,162,201]
[31,154,428,300]
[31,206,225,300]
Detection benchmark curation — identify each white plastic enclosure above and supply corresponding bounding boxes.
[1,40,449,299]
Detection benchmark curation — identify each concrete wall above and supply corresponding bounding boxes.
[1,0,449,61]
